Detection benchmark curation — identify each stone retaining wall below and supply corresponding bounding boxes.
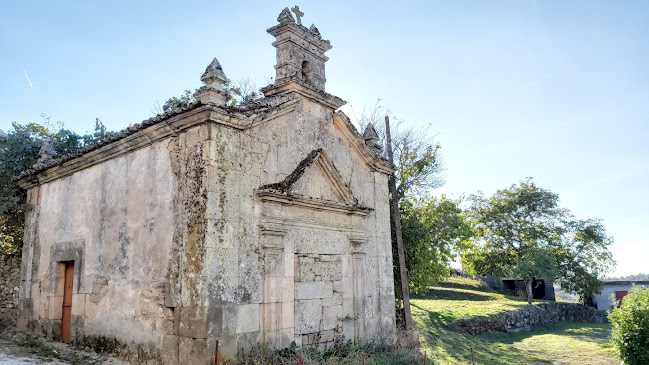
[455,302,607,335]
[0,254,21,324]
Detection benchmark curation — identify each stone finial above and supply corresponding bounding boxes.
[194,58,229,105]
[363,124,383,154]
[309,24,321,38]
[363,124,380,144]
[200,58,228,86]
[277,7,295,24]
[37,137,57,164]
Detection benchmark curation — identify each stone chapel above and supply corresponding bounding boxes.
[15,7,397,364]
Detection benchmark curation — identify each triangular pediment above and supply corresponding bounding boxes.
[260,149,357,206]
[258,149,372,216]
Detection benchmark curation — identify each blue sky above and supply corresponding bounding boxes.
[1,1,647,276]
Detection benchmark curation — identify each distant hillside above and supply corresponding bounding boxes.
[605,273,649,281]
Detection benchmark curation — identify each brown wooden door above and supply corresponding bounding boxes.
[615,290,628,308]
[61,262,74,343]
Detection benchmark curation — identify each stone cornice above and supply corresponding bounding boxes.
[15,97,302,189]
[267,22,332,58]
[16,106,211,189]
[261,79,346,110]
[332,112,396,175]
[256,190,372,217]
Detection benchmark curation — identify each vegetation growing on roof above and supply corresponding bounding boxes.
[0,117,114,254]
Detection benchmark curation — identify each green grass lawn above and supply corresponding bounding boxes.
[412,277,618,365]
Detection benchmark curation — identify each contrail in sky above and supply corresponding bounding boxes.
[24,70,33,88]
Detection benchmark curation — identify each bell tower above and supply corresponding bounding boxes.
[266,7,331,91]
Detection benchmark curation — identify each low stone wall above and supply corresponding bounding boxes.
[0,254,21,324]
[455,302,607,335]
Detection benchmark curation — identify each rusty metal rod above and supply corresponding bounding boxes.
[214,339,219,365]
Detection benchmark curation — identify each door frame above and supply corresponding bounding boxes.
[61,261,74,343]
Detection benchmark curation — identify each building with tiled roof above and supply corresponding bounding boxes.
[15,8,397,364]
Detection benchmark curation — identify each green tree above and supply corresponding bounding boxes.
[556,218,615,302]
[462,178,615,304]
[399,194,473,295]
[608,286,649,364]
[356,102,453,301]
[0,119,113,255]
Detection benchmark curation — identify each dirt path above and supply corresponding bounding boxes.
[0,323,130,365]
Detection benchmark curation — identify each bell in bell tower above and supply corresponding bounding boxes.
[266,7,331,91]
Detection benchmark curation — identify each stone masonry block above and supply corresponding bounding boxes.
[281,301,294,329]
[295,299,322,334]
[322,305,342,330]
[332,280,342,292]
[236,304,260,334]
[322,292,342,307]
[179,306,208,339]
[281,277,294,303]
[70,294,85,316]
[342,298,354,318]
[161,335,179,364]
[296,282,333,300]
[178,337,208,365]
[48,296,63,320]
[342,319,354,341]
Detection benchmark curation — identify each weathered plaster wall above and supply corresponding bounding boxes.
[199,98,396,358]
[0,254,21,324]
[19,137,180,362]
[17,97,396,364]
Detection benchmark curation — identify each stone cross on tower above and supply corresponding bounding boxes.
[266,7,332,91]
[291,5,304,25]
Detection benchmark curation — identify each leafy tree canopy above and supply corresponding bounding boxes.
[462,178,615,304]
[355,102,462,299]
[0,117,113,255]
[397,194,473,295]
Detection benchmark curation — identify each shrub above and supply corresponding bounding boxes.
[608,286,649,364]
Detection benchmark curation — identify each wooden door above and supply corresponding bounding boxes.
[61,262,74,343]
[615,290,628,308]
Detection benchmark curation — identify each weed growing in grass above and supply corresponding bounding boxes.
[17,334,64,361]
[237,336,420,364]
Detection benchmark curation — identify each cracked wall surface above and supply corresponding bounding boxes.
[18,96,397,364]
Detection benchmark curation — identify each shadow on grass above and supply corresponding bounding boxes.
[416,319,552,364]
[529,322,612,344]
[436,280,493,292]
[414,287,497,302]
[411,302,456,327]
[476,322,612,347]
[414,302,613,365]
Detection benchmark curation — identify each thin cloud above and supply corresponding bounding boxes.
[24,70,33,88]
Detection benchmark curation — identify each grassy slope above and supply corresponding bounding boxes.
[411,277,617,365]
